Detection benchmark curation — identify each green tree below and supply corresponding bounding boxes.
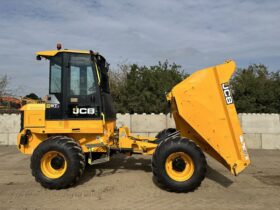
[270,71,280,112]
[109,64,129,112]
[25,93,39,100]
[110,60,187,113]
[231,64,280,113]
[110,62,280,114]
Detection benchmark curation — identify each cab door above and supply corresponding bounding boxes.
[65,53,102,119]
[46,53,64,120]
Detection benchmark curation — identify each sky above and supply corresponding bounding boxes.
[0,0,279,97]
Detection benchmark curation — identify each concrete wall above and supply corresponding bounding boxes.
[0,113,279,149]
[239,113,280,149]
[0,114,21,145]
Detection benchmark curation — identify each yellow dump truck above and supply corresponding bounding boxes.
[17,45,250,192]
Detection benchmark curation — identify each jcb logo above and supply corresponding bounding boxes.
[222,83,233,105]
[73,107,95,115]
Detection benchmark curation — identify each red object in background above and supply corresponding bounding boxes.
[0,96,21,109]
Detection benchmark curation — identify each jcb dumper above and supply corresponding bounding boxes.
[17,46,250,192]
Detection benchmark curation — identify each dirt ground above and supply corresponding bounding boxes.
[0,147,279,210]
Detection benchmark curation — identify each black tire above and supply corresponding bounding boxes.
[152,137,207,192]
[155,128,177,139]
[31,136,85,189]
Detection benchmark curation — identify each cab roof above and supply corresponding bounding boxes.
[36,49,90,57]
[36,49,107,63]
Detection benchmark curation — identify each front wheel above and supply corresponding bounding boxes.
[31,136,85,189]
[152,137,207,192]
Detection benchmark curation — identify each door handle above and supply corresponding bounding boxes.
[91,95,96,102]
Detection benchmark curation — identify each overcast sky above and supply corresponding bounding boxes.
[0,0,279,97]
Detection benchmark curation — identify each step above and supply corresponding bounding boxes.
[88,156,110,165]
[86,143,105,148]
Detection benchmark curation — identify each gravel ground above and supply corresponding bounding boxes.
[0,146,279,210]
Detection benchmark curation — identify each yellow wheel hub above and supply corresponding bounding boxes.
[165,152,194,182]
[40,151,67,179]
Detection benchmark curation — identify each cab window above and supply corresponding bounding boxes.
[50,55,62,93]
[69,54,96,96]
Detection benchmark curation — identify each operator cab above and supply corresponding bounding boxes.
[36,44,116,121]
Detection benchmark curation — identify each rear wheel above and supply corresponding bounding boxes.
[155,128,176,139]
[31,136,85,189]
[152,137,207,192]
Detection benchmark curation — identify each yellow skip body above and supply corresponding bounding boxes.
[167,60,250,175]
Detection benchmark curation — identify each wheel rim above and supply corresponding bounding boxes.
[40,151,67,179]
[165,152,194,182]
